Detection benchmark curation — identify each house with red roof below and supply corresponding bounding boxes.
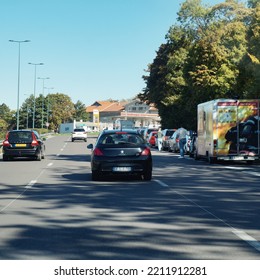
[86,99,160,129]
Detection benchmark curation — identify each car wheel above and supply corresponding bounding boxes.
[72,138,74,142]
[143,168,152,181]
[92,170,100,181]
[84,138,87,142]
[3,155,9,161]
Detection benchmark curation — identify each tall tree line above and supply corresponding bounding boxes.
[138,0,260,130]
[0,93,89,137]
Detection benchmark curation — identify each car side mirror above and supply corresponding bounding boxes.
[87,144,93,149]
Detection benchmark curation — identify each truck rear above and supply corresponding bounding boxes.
[196,99,260,163]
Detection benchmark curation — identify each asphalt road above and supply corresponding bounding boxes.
[0,134,260,260]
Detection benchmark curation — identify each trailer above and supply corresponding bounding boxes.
[196,99,260,163]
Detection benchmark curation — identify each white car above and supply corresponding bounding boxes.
[71,128,87,142]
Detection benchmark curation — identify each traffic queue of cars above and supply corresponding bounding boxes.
[141,127,196,157]
[1,127,194,182]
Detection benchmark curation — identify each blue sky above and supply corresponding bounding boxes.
[1,0,223,110]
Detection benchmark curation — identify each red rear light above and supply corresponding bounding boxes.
[3,140,11,147]
[141,147,151,156]
[3,133,10,147]
[93,147,104,156]
[31,133,39,147]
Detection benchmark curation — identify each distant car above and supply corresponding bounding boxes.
[168,130,181,152]
[148,131,158,147]
[2,130,46,161]
[161,129,176,151]
[87,130,153,181]
[143,127,158,141]
[71,128,87,142]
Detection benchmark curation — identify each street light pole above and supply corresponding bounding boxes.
[24,94,29,129]
[28,62,44,129]
[38,77,50,129]
[9,39,30,130]
[44,87,54,129]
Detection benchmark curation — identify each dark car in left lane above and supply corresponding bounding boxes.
[87,130,153,181]
[2,130,46,161]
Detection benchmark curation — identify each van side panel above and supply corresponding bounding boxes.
[215,101,237,156]
[197,99,260,161]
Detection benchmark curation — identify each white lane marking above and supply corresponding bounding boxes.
[155,179,260,253]
[0,192,25,213]
[0,180,37,213]
[154,179,168,187]
[233,229,260,252]
[1,157,55,213]
[25,180,37,189]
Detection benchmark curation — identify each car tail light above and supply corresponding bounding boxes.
[93,147,104,156]
[3,140,11,147]
[31,133,39,147]
[141,147,151,156]
[3,133,11,147]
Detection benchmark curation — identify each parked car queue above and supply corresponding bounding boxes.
[141,127,197,157]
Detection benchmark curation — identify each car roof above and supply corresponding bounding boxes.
[10,129,33,132]
[100,129,138,135]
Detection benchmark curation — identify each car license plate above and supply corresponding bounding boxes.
[15,144,26,147]
[113,167,131,172]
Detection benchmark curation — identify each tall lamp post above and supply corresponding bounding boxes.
[44,87,54,129]
[38,77,50,128]
[9,39,30,130]
[28,62,44,129]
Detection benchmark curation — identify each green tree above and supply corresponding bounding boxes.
[140,0,254,130]
[238,3,260,97]
[0,103,16,135]
[47,93,75,131]
[19,95,34,129]
[73,100,89,121]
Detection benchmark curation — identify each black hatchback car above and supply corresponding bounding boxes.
[87,130,152,181]
[2,130,46,161]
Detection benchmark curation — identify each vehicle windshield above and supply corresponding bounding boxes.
[98,133,145,145]
[166,130,174,136]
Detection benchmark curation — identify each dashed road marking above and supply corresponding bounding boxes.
[232,229,260,252]
[25,180,37,189]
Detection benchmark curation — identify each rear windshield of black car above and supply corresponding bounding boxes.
[8,131,33,143]
[98,133,145,145]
